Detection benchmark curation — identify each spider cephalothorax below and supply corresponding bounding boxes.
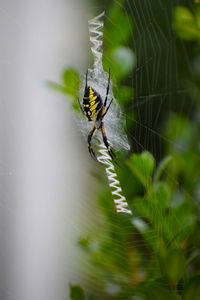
[78,69,117,162]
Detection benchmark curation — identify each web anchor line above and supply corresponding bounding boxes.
[98,144,132,215]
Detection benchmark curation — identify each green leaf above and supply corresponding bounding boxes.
[86,294,95,300]
[183,276,200,300]
[165,249,186,283]
[128,151,155,187]
[104,2,134,48]
[154,155,172,182]
[78,237,90,250]
[173,6,200,41]
[113,85,134,106]
[133,196,152,220]
[70,284,85,300]
[46,81,67,94]
[133,183,170,225]
[112,46,136,74]
[196,6,200,29]
[46,68,80,111]
[62,68,80,98]
[153,181,170,210]
[144,282,179,300]
[103,47,136,82]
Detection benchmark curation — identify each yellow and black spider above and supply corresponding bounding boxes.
[78,68,117,162]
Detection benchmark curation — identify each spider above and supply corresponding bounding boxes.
[78,68,117,162]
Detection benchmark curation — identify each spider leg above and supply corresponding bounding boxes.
[102,97,113,119]
[88,124,97,161]
[79,69,88,115]
[101,122,120,166]
[102,68,111,115]
[85,69,88,89]
[77,98,84,115]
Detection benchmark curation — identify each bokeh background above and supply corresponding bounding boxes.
[1,0,200,300]
[0,1,93,299]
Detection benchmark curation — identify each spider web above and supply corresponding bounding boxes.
[0,0,198,299]
[77,66,130,152]
[126,0,192,159]
[74,0,198,297]
[77,11,130,152]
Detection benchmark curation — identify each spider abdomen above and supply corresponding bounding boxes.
[83,86,103,122]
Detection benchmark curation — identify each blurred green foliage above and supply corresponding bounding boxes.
[69,284,85,300]
[173,6,200,41]
[102,0,135,104]
[49,0,200,299]
[47,68,80,111]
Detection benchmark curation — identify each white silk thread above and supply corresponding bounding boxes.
[88,12,132,214]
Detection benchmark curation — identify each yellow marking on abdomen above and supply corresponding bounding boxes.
[89,95,97,102]
[89,87,94,99]
[90,102,99,111]
[91,108,99,118]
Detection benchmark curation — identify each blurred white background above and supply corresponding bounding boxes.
[0,0,96,299]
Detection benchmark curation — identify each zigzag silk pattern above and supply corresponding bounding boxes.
[88,12,132,214]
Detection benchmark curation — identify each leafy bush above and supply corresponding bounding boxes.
[49,1,200,299]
